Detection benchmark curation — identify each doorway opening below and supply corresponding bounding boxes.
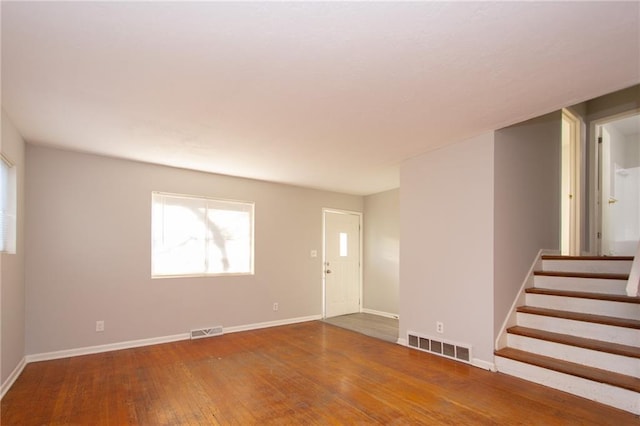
[593,111,640,256]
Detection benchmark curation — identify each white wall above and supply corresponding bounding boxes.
[627,132,640,168]
[400,133,494,366]
[606,124,629,170]
[493,112,561,338]
[604,123,640,254]
[363,189,399,316]
[582,85,640,253]
[1,111,26,386]
[25,146,362,356]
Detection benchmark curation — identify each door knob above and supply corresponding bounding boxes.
[326,269,332,274]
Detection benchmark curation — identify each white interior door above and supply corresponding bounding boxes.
[324,210,361,318]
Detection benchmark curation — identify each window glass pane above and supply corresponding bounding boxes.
[339,232,348,257]
[152,196,207,276]
[152,192,254,277]
[0,159,7,252]
[205,204,252,274]
[0,156,16,254]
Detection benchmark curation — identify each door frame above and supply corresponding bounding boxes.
[589,108,640,255]
[322,208,363,319]
[561,108,581,255]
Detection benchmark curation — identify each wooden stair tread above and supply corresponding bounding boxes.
[534,270,629,280]
[542,255,634,261]
[526,287,640,303]
[507,326,640,359]
[517,306,640,329]
[495,347,640,393]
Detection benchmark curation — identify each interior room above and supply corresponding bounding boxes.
[1,2,639,423]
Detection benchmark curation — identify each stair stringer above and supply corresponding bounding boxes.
[495,249,553,351]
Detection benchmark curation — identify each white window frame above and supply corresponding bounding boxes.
[0,153,17,254]
[151,191,255,278]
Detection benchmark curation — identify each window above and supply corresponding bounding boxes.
[0,154,17,254]
[339,232,348,257]
[151,192,254,277]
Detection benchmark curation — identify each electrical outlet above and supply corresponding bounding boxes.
[96,320,105,332]
[436,321,444,334]
[273,302,279,311]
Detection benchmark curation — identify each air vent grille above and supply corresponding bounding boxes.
[190,326,224,340]
[407,331,471,363]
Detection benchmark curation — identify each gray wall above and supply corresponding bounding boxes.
[363,189,399,316]
[25,146,362,355]
[493,112,561,338]
[400,133,495,366]
[1,111,26,386]
[585,85,639,124]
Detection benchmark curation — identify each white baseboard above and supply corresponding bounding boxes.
[26,333,191,363]
[1,357,27,400]
[472,358,496,372]
[361,308,399,319]
[26,315,322,364]
[396,337,407,346]
[224,315,322,334]
[6,315,318,398]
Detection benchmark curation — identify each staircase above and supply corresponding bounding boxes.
[495,255,640,415]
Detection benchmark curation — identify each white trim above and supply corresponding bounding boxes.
[396,337,407,346]
[361,308,399,319]
[26,333,190,363]
[494,249,549,351]
[0,357,26,399]
[0,152,15,167]
[223,315,321,334]
[25,315,322,364]
[471,358,496,372]
[626,241,640,297]
[561,108,582,256]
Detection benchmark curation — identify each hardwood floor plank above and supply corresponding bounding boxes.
[517,305,640,329]
[541,255,634,261]
[2,321,637,425]
[525,287,640,303]
[534,270,629,280]
[507,325,640,358]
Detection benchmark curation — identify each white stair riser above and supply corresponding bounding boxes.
[516,313,639,346]
[542,260,632,275]
[495,356,640,415]
[534,275,627,294]
[506,334,640,377]
[525,294,640,320]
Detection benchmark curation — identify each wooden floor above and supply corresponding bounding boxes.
[2,321,637,425]
[323,312,399,343]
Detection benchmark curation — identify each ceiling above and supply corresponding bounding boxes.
[2,2,639,195]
